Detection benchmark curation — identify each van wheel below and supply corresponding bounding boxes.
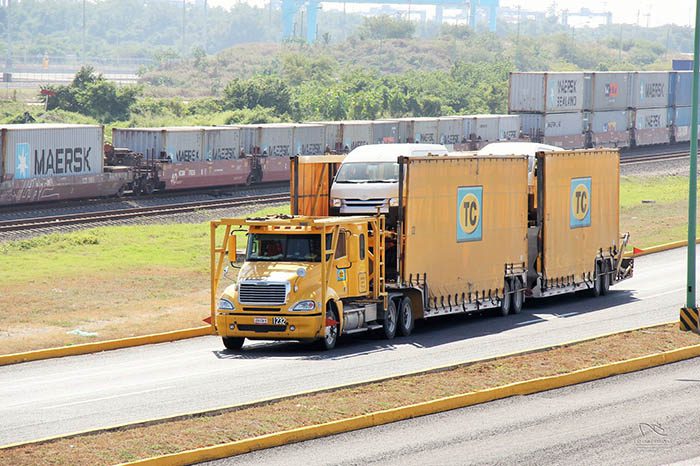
[511,277,524,315]
[382,299,397,339]
[317,305,339,350]
[499,280,511,316]
[601,260,611,295]
[397,297,414,337]
[591,262,603,297]
[222,337,244,351]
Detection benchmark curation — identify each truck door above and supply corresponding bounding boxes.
[331,230,350,298]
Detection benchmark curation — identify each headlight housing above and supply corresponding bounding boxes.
[217,298,235,310]
[389,197,399,207]
[291,300,316,311]
[331,198,342,207]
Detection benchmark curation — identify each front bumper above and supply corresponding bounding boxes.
[216,313,324,340]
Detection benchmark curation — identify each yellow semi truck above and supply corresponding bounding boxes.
[210,149,633,350]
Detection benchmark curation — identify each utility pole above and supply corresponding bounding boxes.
[681,0,700,334]
[82,0,86,64]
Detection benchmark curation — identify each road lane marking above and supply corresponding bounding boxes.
[42,386,174,409]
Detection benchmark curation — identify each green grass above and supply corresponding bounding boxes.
[0,204,288,284]
[619,175,689,209]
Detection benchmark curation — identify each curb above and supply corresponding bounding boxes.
[120,339,700,466]
[0,326,213,367]
[626,239,694,258]
[0,321,673,451]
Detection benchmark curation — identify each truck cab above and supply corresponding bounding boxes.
[329,143,448,220]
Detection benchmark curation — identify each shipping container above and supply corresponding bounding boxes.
[498,115,520,140]
[516,113,585,149]
[403,155,529,305]
[671,71,695,107]
[2,124,103,179]
[204,127,241,161]
[670,106,700,142]
[340,121,373,151]
[310,121,342,153]
[586,72,631,111]
[629,72,670,109]
[673,59,693,71]
[113,127,206,163]
[371,120,399,144]
[241,123,294,157]
[535,149,619,288]
[293,123,325,155]
[0,172,129,205]
[633,107,670,146]
[588,110,631,148]
[509,72,585,113]
[437,116,464,145]
[396,117,439,144]
[469,114,500,141]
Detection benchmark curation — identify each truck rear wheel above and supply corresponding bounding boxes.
[601,260,611,295]
[591,262,603,297]
[397,297,414,337]
[511,277,524,315]
[222,337,244,351]
[382,300,397,339]
[499,280,511,316]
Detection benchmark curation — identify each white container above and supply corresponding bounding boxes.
[629,72,670,109]
[340,121,373,151]
[3,124,103,179]
[509,72,585,113]
[587,72,631,111]
[498,115,520,140]
[589,110,631,148]
[396,117,439,144]
[241,123,294,157]
[437,117,464,145]
[371,120,399,144]
[204,127,241,160]
[293,123,325,155]
[113,127,206,163]
[634,107,670,146]
[469,115,500,141]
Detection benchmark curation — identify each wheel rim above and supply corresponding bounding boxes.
[502,282,511,313]
[513,281,523,310]
[324,311,337,346]
[401,303,411,329]
[388,305,397,332]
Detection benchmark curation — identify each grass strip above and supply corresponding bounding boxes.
[2,323,698,466]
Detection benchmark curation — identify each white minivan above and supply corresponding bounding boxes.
[476,141,563,186]
[330,143,448,217]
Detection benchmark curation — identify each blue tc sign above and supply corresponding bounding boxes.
[570,177,592,228]
[456,186,483,242]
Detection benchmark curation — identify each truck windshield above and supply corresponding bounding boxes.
[335,162,399,183]
[247,234,322,262]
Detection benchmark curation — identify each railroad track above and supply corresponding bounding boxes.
[620,150,688,164]
[0,192,290,233]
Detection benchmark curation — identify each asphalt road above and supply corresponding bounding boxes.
[0,248,690,446]
[211,357,700,466]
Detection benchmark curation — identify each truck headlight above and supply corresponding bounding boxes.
[218,298,235,310]
[291,300,316,311]
[331,198,342,207]
[389,198,399,207]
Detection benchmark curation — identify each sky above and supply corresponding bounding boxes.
[206,0,695,28]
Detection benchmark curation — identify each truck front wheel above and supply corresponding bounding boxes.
[397,297,414,337]
[316,305,339,351]
[222,336,244,351]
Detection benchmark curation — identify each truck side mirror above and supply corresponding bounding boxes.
[227,235,237,263]
[348,235,360,262]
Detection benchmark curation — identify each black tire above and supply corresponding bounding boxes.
[601,259,611,295]
[397,297,414,337]
[143,180,155,195]
[511,277,524,315]
[382,299,397,340]
[115,184,126,198]
[591,261,602,297]
[316,304,339,350]
[222,336,244,351]
[499,280,511,316]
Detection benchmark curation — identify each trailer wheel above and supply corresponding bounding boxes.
[381,299,397,339]
[591,262,603,297]
[316,304,339,351]
[511,277,524,315]
[499,280,511,316]
[601,260,611,295]
[397,297,414,337]
[143,180,155,195]
[222,337,244,351]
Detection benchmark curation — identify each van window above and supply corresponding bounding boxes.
[335,162,399,183]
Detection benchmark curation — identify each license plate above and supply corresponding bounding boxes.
[254,317,268,324]
[273,317,287,325]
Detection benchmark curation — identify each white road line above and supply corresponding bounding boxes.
[638,287,685,300]
[42,386,173,409]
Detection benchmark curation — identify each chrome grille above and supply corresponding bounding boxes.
[238,281,287,305]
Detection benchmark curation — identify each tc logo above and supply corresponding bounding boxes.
[570,177,591,228]
[457,186,483,242]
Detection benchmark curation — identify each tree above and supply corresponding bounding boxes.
[358,16,415,40]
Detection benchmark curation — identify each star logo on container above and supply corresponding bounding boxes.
[15,143,30,179]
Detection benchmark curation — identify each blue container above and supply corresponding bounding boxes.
[673,59,693,71]
[672,72,694,107]
[675,106,691,126]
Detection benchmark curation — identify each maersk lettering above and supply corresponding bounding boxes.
[33,147,92,176]
[552,79,578,108]
[644,82,665,99]
[557,79,577,94]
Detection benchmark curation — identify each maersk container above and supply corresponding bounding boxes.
[396,117,439,144]
[589,110,631,148]
[293,123,325,155]
[437,117,464,145]
[517,112,585,149]
[671,106,699,142]
[509,72,585,113]
[112,127,205,163]
[340,121,373,151]
[671,71,694,107]
[498,115,520,140]
[3,124,103,180]
[371,120,399,144]
[586,72,631,111]
[203,127,240,161]
[241,123,294,157]
[634,107,670,146]
[469,115,500,141]
[629,72,669,109]
[317,121,342,152]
